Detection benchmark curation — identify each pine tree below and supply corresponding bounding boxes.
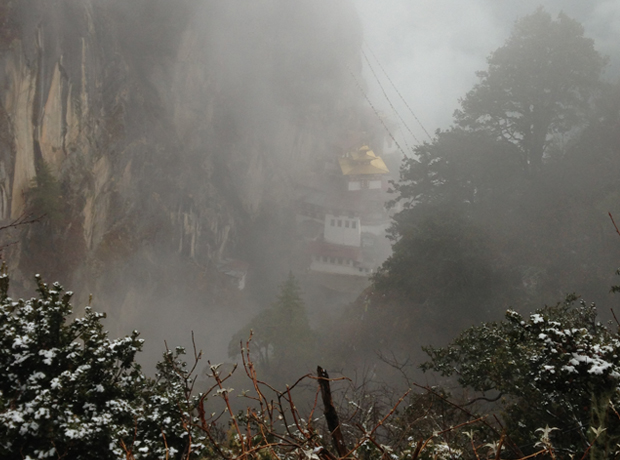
[229,273,316,383]
[455,8,606,174]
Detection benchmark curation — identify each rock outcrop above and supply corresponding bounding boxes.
[0,0,365,361]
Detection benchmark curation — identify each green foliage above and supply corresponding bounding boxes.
[145,346,211,459]
[422,297,620,455]
[388,129,524,211]
[370,131,527,336]
[0,274,208,459]
[455,8,607,174]
[26,160,64,224]
[229,273,316,382]
[373,206,512,330]
[3,272,617,459]
[366,10,619,359]
[19,160,89,283]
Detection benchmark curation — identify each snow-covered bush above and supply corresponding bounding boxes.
[0,274,206,460]
[422,296,620,455]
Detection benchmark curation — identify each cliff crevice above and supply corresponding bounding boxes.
[0,0,365,361]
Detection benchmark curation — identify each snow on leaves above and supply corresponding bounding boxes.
[424,297,620,396]
[0,274,208,460]
[422,296,620,453]
[506,302,620,391]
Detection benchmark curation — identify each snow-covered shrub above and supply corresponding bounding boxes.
[0,274,206,460]
[422,296,620,455]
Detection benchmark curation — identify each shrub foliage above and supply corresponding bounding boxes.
[0,274,206,459]
[422,297,620,456]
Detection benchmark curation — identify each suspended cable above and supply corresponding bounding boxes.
[361,48,420,148]
[364,41,434,142]
[348,69,407,158]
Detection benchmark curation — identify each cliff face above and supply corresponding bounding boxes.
[0,0,364,359]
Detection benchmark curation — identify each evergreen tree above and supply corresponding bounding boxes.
[365,9,615,355]
[229,273,316,383]
[25,160,64,224]
[455,8,606,175]
[373,205,512,333]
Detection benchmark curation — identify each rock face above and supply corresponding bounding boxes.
[0,0,365,360]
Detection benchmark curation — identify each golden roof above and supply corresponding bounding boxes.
[338,146,390,176]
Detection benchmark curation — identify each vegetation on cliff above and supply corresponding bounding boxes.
[355,8,620,356]
[4,5,620,460]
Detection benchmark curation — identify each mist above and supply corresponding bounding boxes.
[356,0,620,151]
[5,1,620,457]
[0,0,619,388]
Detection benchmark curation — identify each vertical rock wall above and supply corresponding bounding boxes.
[0,0,365,361]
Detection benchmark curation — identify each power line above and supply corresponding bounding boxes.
[361,47,420,148]
[348,69,407,158]
[364,41,434,142]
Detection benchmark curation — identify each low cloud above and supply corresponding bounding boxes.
[355,0,620,151]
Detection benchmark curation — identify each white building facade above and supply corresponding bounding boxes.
[323,213,361,246]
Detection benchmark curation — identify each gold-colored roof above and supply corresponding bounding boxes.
[338,146,390,176]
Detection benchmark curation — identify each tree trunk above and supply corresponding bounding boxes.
[317,366,348,458]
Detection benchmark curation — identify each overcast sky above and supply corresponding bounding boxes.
[354,1,620,153]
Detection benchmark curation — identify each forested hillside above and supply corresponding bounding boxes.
[331,9,620,367]
[3,4,620,460]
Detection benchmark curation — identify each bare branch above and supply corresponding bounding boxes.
[610,212,620,237]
